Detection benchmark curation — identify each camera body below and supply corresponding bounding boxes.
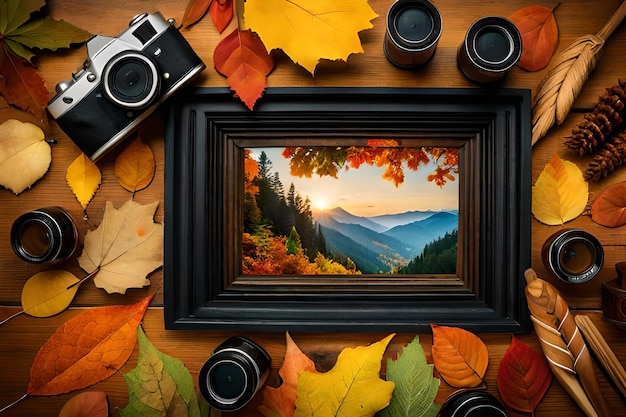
[47,12,205,161]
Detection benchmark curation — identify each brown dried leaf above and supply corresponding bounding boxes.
[114,135,155,193]
[509,5,559,71]
[77,200,163,294]
[591,181,626,227]
[59,391,109,417]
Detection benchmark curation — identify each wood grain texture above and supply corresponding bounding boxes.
[1,0,626,416]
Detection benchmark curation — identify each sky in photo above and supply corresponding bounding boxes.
[249,147,459,217]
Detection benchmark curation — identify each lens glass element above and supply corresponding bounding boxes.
[103,53,159,108]
[209,361,247,401]
[395,6,433,42]
[20,221,51,258]
[474,27,510,63]
[560,240,595,275]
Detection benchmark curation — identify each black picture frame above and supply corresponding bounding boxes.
[164,87,531,333]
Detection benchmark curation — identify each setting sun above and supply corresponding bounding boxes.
[314,198,329,211]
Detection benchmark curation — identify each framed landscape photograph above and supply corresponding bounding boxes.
[164,87,531,333]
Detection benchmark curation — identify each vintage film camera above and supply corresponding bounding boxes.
[47,12,205,161]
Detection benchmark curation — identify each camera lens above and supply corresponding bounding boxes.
[103,52,160,109]
[199,336,271,412]
[11,207,78,264]
[438,390,507,417]
[541,229,604,284]
[384,0,442,68]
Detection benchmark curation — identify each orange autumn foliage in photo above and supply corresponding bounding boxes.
[282,145,459,187]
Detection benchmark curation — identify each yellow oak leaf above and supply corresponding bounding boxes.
[532,152,588,225]
[294,334,395,417]
[78,200,163,294]
[66,153,102,210]
[244,0,378,74]
[0,118,50,194]
[114,135,156,193]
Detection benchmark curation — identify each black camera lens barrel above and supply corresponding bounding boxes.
[541,228,604,284]
[438,389,507,417]
[199,336,271,412]
[384,0,442,68]
[457,16,521,83]
[11,206,78,264]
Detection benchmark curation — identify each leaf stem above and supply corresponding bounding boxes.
[0,310,24,325]
[67,267,100,290]
[0,393,28,413]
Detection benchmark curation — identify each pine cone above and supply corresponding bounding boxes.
[566,79,626,155]
[584,131,626,181]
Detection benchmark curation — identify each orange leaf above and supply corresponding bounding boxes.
[259,333,316,417]
[27,294,153,396]
[0,43,49,123]
[210,0,234,33]
[591,181,626,227]
[214,29,274,110]
[59,391,109,417]
[182,0,213,28]
[497,336,552,413]
[114,135,156,193]
[508,5,559,71]
[431,324,489,388]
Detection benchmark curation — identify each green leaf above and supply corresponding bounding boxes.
[119,326,201,417]
[378,336,441,417]
[1,0,45,34]
[5,38,35,61]
[6,17,91,51]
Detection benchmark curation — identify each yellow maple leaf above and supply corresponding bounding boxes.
[66,153,102,210]
[532,152,588,225]
[294,334,395,417]
[244,0,378,74]
[78,200,163,294]
[0,119,50,194]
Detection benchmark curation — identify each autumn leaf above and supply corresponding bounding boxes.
[532,152,588,225]
[0,0,91,120]
[66,153,102,210]
[214,29,274,110]
[210,0,234,33]
[431,324,489,388]
[497,336,552,413]
[21,270,79,318]
[0,118,51,194]
[378,336,441,417]
[59,391,109,417]
[119,326,201,417]
[244,0,378,74]
[182,0,213,28]
[78,200,164,294]
[294,334,395,417]
[0,43,49,122]
[27,295,153,396]
[114,135,156,193]
[591,181,626,227]
[259,333,316,417]
[508,5,559,71]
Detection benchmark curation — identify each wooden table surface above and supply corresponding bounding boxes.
[1,0,626,415]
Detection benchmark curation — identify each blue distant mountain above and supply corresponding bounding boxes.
[313,207,458,273]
